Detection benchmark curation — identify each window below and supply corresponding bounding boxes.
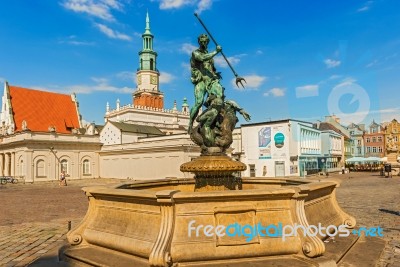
[378,147,383,153]
[60,159,68,174]
[395,136,398,142]
[36,159,46,177]
[372,147,377,153]
[366,137,370,143]
[357,140,361,145]
[150,58,154,70]
[249,164,256,177]
[372,137,376,143]
[366,147,371,153]
[20,159,24,176]
[83,159,91,175]
[377,136,382,142]
[357,147,362,154]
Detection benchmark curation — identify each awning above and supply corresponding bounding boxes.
[365,157,382,162]
[345,157,367,163]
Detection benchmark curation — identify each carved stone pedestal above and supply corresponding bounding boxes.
[60,178,365,267]
[180,154,246,191]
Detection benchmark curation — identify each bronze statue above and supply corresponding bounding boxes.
[188,14,250,155]
[188,34,223,133]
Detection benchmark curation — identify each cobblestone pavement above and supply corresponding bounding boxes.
[0,178,123,267]
[334,172,400,267]
[0,175,399,266]
[0,222,67,267]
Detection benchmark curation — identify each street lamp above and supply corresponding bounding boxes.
[49,147,58,181]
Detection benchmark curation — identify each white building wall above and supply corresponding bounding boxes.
[100,152,189,180]
[100,123,121,145]
[241,122,291,177]
[106,105,189,132]
[298,124,321,155]
[121,132,144,144]
[231,128,242,155]
[99,134,199,180]
[0,132,101,182]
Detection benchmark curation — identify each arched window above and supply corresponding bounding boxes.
[20,159,24,176]
[83,159,91,175]
[150,58,154,70]
[36,159,46,177]
[60,159,68,174]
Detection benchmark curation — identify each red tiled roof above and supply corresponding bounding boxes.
[9,86,80,134]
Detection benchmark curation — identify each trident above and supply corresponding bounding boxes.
[194,13,246,89]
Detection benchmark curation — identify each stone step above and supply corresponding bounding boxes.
[323,234,360,263]
[337,236,386,267]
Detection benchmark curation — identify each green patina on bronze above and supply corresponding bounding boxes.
[187,14,251,156]
[181,13,251,191]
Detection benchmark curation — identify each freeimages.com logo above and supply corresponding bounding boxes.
[188,220,383,242]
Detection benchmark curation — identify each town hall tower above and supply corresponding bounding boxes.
[133,12,164,109]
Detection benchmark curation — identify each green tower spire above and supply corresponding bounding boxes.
[139,11,157,71]
[144,10,151,35]
[134,11,162,109]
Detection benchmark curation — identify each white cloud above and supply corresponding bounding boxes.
[357,1,373,12]
[70,77,133,94]
[256,50,263,55]
[366,60,378,68]
[68,40,95,46]
[324,58,341,68]
[231,74,267,90]
[264,87,285,97]
[31,76,133,94]
[159,0,213,13]
[91,77,108,84]
[357,6,369,12]
[337,77,357,87]
[181,62,191,73]
[295,84,319,98]
[61,0,124,21]
[59,35,95,46]
[95,23,131,41]
[101,0,123,11]
[195,0,213,14]
[116,71,135,82]
[159,72,175,84]
[180,43,197,55]
[338,108,400,125]
[378,108,400,124]
[214,55,241,68]
[329,74,342,80]
[159,0,192,9]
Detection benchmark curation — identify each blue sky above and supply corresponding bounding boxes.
[1,0,399,127]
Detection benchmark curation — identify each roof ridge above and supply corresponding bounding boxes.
[9,85,73,97]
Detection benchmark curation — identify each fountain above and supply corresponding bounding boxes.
[59,15,379,267]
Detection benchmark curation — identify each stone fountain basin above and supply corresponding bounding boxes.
[61,178,356,267]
